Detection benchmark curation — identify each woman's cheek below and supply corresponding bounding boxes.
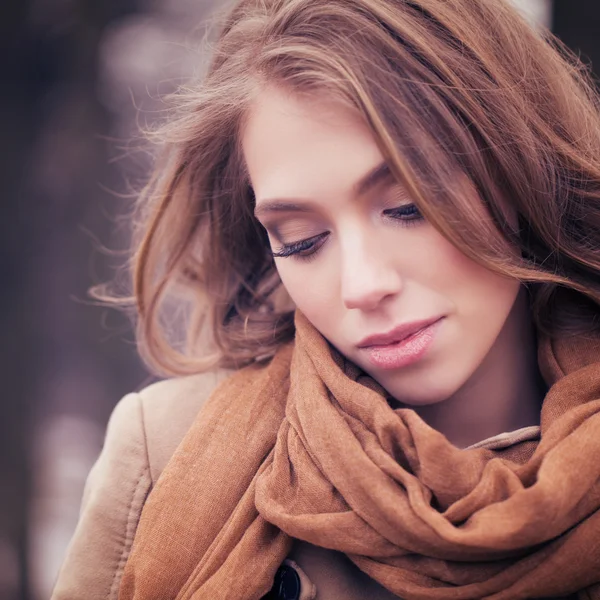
[277,262,337,324]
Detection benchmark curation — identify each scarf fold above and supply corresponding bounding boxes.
[119,311,600,600]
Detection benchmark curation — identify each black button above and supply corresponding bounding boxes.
[261,564,301,600]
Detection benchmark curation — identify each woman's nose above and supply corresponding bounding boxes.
[340,237,403,311]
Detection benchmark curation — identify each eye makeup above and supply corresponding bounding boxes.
[271,203,424,261]
[271,232,330,260]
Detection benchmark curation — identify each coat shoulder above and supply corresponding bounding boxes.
[137,370,231,484]
[51,369,229,600]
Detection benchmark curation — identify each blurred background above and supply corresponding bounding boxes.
[1,0,598,598]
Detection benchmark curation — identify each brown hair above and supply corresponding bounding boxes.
[127,0,600,376]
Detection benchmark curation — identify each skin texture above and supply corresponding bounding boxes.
[244,87,546,447]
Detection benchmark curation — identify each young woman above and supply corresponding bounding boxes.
[53,0,600,598]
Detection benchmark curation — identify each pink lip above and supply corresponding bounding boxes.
[358,317,444,370]
[357,317,443,348]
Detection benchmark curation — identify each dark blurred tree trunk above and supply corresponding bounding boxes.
[0,0,143,598]
[553,1,600,81]
[0,1,50,596]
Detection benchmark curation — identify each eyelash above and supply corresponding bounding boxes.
[271,203,424,261]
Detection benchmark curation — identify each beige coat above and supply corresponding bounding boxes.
[51,372,569,600]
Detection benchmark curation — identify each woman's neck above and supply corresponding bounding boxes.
[413,287,547,448]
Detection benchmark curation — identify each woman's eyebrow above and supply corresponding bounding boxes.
[354,161,392,196]
[254,201,315,220]
[254,161,391,220]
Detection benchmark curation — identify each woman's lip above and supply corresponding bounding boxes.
[360,318,443,370]
[357,316,444,348]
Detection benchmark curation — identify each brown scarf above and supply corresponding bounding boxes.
[119,311,600,599]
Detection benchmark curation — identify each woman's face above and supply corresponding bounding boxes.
[243,87,521,406]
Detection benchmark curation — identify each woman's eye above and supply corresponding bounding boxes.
[270,205,422,261]
[272,232,329,260]
[383,203,424,225]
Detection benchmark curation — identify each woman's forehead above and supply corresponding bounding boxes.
[243,87,387,199]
